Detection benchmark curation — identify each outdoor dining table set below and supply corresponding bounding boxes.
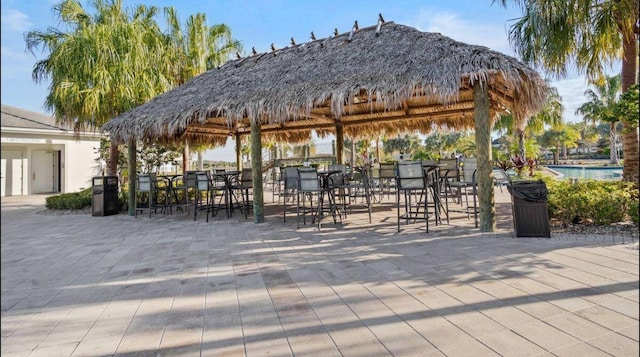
[134,157,480,233]
[275,158,479,232]
[134,169,252,222]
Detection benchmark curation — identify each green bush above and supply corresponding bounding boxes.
[45,188,92,210]
[630,199,639,225]
[542,177,638,225]
[119,187,129,211]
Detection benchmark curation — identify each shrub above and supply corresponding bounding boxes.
[542,177,637,225]
[45,188,92,210]
[119,187,129,211]
[630,199,639,225]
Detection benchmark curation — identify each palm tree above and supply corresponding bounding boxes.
[25,0,171,176]
[163,7,242,171]
[422,132,462,159]
[538,124,581,164]
[572,122,599,155]
[494,0,639,182]
[454,133,477,157]
[494,85,563,160]
[382,134,423,157]
[576,75,622,164]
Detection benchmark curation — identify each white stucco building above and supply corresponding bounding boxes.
[1,105,103,197]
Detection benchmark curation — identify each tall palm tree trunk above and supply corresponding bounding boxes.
[197,150,204,170]
[609,122,620,164]
[620,24,639,183]
[108,144,119,176]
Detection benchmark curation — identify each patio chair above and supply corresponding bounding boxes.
[193,171,216,222]
[282,166,299,222]
[446,157,478,227]
[378,162,397,201]
[422,160,448,225]
[396,161,429,233]
[296,167,340,229]
[493,167,512,193]
[264,167,281,203]
[327,164,349,215]
[135,173,165,218]
[339,165,373,223]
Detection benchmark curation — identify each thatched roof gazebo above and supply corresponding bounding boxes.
[104,19,548,230]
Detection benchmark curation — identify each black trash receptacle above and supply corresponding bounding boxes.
[507,180,550,238]
[92,176,119,216]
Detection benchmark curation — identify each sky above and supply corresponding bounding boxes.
[0,0,621,161]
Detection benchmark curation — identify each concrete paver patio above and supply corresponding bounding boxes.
[1,189,638,356]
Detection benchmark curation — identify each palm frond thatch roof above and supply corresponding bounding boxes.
[103,21,547,144]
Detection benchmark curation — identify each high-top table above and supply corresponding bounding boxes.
[211,170,241,218]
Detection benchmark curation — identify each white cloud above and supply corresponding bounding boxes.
[1,45,35,80]
[1,8,32,32]
[551,77,590,123]
[1,45,27,60]
[408,8,513,55]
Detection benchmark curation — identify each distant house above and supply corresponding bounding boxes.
[1,105,102,197]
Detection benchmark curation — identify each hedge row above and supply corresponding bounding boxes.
[541,177,639,226]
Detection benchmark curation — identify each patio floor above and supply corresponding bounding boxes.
[1,188,638,356]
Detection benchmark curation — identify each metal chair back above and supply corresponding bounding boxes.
[438,158,459,180]
[461,157,478,183]
[328,164,346,186]
[397,161,426,190]
[284,167,299,190]
[297,167,320,192]
[379,162,397,179]
[240,168,253,189]
[184,171,199,188]
[195,172,211,191]
[137,174,153,192]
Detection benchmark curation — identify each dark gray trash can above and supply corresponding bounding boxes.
[507,180,550,238]
[92,176,119,216]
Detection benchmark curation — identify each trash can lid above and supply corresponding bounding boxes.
[507,180,548,202]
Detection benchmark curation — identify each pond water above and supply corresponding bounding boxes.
[545,165,623,180]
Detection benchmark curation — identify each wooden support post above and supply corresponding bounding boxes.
[335,125,344,164]
[183,140,190,173]
[127,140,136,216]
[473,83,496,232]
[350,140,356,168]
[235,134,242,171]
[250,120,264,223]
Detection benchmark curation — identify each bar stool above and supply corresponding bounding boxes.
[296,167,339,229]
[378,162,397,201]
[193,171,224,222]
[422,160,448,225]
[340,165,373,223]
[282,167,299,222]
[135,173,164,218]
[396,161,429,232]
[447,157,478,227]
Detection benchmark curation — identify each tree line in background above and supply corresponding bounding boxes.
[26,0,638,184]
